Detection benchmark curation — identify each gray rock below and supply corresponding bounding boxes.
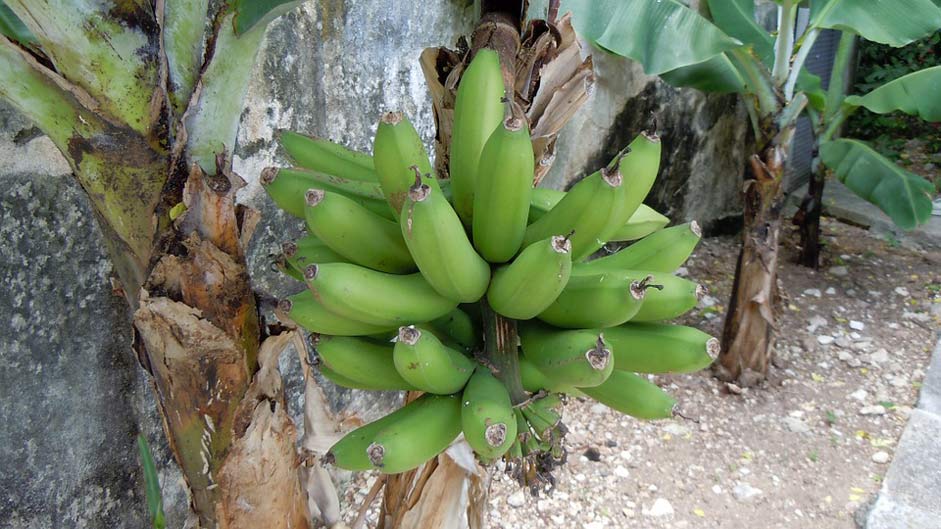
[872,451,890,464]
[804,288,823,298]
[507,490,526,508]
[918,340,941,415]
[829,266,848,277]
[784,417,810,433]
[850,320,865,331]
[860,405,887,416]
[817,335,835,345]
[732,482,763,502]
[645,498,674,517]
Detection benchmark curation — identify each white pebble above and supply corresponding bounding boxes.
[646,498,674,517]
[849,320,865,331]
[872,451,890,464]
[507,490,525,508]
[817,335,835,345]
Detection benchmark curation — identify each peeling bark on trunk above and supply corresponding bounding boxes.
[715,145,787,386]
[794,163,826,268]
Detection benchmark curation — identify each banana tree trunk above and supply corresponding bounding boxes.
[794,159,826,268]
[715,144,787,386]
[0,3,311,527]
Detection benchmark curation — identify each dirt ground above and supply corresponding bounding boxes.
[336,218,940,529]
[486,219,940,529]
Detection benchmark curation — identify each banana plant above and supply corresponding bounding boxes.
[541,0,941,385]
[794,38,939,267]
[0,2,314,527]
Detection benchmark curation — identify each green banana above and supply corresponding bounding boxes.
[604,322,718,374]
[261,166,395,219]
[326,406,408,471]
[579,370,675,420]
[277,292,395,336]
[279,130,377,182]
[450,49,506,225]
[315,335,415,391]
[302,263,457,327]
[523,133,661,261]
[304,188,415,273]
[536,271,653,329]
[367,394,463,474]
[280,235,349,279]
[427,308,480,352]
[400,175,491,303]
[620,271,704,322]
[521,399,561,440]
[472,103,534,263]
[579,221,701,274]
[373,112,437,216]
[393,325,475,395]
[518,324,613,388]
[608,206,670,242]
[530,187,668,242]
[518,355,583,396]
[319,364,410,391]
[461,367,517,460]
[487,235,573,320]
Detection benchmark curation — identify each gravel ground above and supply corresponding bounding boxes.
[335,218,940,529]
[487,219,940,529]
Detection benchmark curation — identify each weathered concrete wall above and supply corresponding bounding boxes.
[0,1,750,527]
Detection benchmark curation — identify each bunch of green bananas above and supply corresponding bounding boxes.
[264,50,715,479]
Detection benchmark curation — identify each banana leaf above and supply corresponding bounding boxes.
[233,0,301,35]
[137,435,167,529]
[564,0,742,75]
[660,53,746,93]
[820,139,935,230]
[844,66,941,122]
[0,1,34,46]
[809,0,941,47]
[706,0,773,61]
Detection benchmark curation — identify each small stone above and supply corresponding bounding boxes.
[850,331,862,340]
[869,349,890,364]
[614,466,630,478]
[889,375,908,388]
[817,335,835,345]
[849,320,865,331]
[733,482,763,502]
[727,383,743,395]
[605,439,618,448]
[894,287,910,297]
[712,485,723,494]
[646,498,674,517]
[807,315,828,332]
[872,451,890,464]
[675,266,689,277]
[860,405,886,416]
[590,403,608,415]
[825,287,837,295]
[701,295,718,307]
[835,336,852,348]
[507,490,525,508]
[837,351,853,362]
[850,389,868,401]
[829,266,848,277]
[663,423,690,436]
[784,417,810,433]
[583,447,602,462]
[804,288,822,298]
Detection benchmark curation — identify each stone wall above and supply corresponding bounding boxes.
[0,2,749,527]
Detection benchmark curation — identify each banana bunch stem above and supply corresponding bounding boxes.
[480,301,527,405]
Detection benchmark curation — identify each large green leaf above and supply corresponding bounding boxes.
[706,0,773,61]
[660,53,746,93]
[820,139,935,229]
[233,0,300,35]
[0,1,34,45]
[844,66,941,122]
[565,0,742,75]
[810,0,941,47]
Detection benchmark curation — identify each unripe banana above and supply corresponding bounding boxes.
[528,187,565,223]
[461,367,517,460]
[400,175,491,303]
[304,188,415,273]
[604,323,718,374]
[279,130,377,182]
[261,166,394,219]
[367,394,463,474]
[537,271,653,328]
[427,308,481,352]
[521,155,626,262]
[450,49,506,225]
[472,103,535,262]
[518,323,614,388]
[621,271,704,322]
[579,370,675,420]
[580,221,701,274]
[373,112,436,216]
[526,133,661,261]
[518,355,584,396]
[277,293,395,336]
[393,326,475,395]
[315,335,414,391]
[279,235,348,280]
[521,400,561,441]
[608,206,670,242]
[326,407,407,471]
[303,263,457,327]
[487,235,573,320]
[319,364,410,391]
